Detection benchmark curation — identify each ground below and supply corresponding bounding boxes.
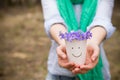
[0,6,120,80]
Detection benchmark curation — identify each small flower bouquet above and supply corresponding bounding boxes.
[60,30,92,65]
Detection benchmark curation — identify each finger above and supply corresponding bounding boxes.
[72,67,87,74]
[57,46,67,59]
[81,58,98,70]
[74,64,80,68]
[85,50,92,65]
[91,47,99,61]
[80,70,88,74]
[78,69,88,74]
[80,64,93,70]
[69,64,76,71]
[72,68,81,74]
[85,45,94,64]
[69,64,80,72]
[86,45,93,56]
[60,61,73,68]
[63,62,75,70]
[58,58,69,68]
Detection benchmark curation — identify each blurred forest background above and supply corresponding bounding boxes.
[0,0,120,80]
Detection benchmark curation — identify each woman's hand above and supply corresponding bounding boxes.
[50,23,76,71]
[57,44,76,71]
[72,41,100,74]
[72,27,106,74]
[57,40,100,74]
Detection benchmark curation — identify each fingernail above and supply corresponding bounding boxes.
[62,55,66,59]
[92,57,95,61]
[80,66,83,69]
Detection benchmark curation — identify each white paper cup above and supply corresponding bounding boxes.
[66,40,86,65]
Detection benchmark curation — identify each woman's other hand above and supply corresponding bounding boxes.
[57,44,76,71]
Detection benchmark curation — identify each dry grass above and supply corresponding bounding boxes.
[0,6,50,80]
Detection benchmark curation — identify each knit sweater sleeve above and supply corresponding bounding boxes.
[41,0,65,39]
[87,0,116,39]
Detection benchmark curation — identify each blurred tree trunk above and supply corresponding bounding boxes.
[113,0,120,29]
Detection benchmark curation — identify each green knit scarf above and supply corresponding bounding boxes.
[57,0,104,80]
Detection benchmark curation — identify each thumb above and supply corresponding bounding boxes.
[91,46,99,61]
[57,45,67,59]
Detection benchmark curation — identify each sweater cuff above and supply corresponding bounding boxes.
[87,17,116,39]
[44,16,66,39]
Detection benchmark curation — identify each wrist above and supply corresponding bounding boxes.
[88,27,106,45]
[58,40,66,46]
[50,23,67,46]
[87,39,100,46]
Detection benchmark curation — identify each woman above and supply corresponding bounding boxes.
[41,0,115,80]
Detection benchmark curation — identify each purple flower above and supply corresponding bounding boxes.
[59,30,92,42]
[86,31,92,39]
[59,32,65,39]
